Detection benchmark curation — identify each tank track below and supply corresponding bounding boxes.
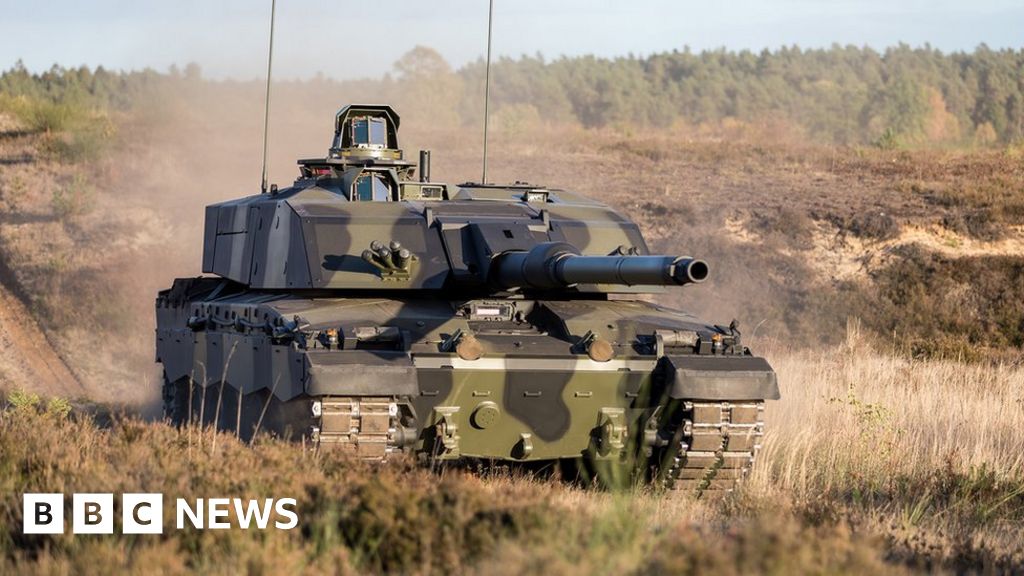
[661,401,765,495]
[165,373,767,495]
[312,397,399,459]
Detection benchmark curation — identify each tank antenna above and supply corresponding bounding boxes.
[260,0,277,194]
[481,0,494,184]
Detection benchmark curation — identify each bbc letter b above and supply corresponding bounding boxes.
[23,494,64,534]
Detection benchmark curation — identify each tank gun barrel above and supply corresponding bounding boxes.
[494,242,709,290]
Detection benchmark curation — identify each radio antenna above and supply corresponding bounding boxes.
[481,0,494,184]
[260,0,277,194]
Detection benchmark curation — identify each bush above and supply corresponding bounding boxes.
[750,207,817,249]
[42,124,112,163]
[865,247,1024,354]
[639,518,892,575]
[0,95,89,133]
[4,390,72,418]
[874,127,902,150]
[50,174,93,221]
[845,210,900,241]
[0,93,114,162]
[21,100,84,133]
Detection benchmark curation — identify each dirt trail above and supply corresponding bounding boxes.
[0,113,83,398]
[0,280,84,397]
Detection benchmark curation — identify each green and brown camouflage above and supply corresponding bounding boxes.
[156,105,779,492]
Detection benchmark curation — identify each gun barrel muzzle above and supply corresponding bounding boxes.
[495,242,708,290]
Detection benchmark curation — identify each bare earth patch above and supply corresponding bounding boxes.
[0,283,82,396]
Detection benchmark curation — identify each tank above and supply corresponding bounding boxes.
[156,104,779,493]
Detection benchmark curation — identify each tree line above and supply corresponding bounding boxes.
[2,44,1023,147]
[400,43,1024,147]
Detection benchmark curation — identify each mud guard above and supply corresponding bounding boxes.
[305,350,418,396]
[661,355,779,400]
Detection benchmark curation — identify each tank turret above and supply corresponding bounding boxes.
[198,106,705,295]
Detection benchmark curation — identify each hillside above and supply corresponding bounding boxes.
[4,104,1024,404]
[0,60,1023,574]
[1,77,1023,398]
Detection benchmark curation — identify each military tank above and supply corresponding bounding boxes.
[156,105,779,493]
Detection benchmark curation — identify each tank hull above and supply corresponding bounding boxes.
[157,278,777,491]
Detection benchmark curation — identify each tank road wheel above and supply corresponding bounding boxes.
[653,400,765,496]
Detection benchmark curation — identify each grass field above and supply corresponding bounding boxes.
[1,78,1023,574]
[2,331,1022,574]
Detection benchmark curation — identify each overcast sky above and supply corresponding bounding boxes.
[2,0,1022,80]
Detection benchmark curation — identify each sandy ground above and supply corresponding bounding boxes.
[0,281,82,397]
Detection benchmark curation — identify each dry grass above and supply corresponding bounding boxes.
[751,324,1024,570]
[2,328,1023,574]
[759,323,1024,493]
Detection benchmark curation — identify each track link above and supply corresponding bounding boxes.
[662,401,765,495]
[312,396,399,459]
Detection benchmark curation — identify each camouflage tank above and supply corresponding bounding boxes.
[156,105,779,493]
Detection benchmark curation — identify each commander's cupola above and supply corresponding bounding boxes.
[328,105,404,162]
[298,105,420,201]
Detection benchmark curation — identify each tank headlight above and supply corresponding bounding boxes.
[586,338,615,362]
[311,399,322,417]
[456,334,484,361]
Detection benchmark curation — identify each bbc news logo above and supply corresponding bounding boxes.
[23,494,298,534]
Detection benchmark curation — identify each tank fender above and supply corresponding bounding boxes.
[305,350,418,396]
[660,355,779,400]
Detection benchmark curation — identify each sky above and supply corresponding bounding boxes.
[1,0,1022,80]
